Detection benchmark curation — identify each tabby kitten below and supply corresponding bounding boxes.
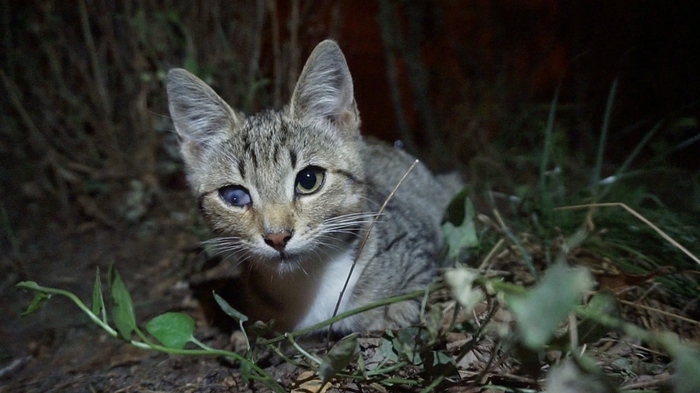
[167,40,457,333]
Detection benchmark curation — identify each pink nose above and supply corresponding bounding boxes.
[264,231,292,252]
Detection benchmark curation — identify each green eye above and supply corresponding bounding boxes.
[295,166,325,195]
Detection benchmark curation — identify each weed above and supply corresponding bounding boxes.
[8,2,700,391]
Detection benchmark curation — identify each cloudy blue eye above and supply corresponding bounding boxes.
[295,166,325,195]
[218,185,251,207]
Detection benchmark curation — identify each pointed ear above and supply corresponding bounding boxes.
[166,68,239,164]
[289,40,360,132]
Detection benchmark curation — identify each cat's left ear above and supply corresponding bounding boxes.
[166,68,241,168]
[289,40,360,134]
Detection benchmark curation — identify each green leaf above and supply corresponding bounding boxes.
[669,343,700,393]
[239,358,253,383]
[423,350,457,378]
[423,304,444,342]
[380,331,400,363]
[577,291,620,345]
[92,267,104,318]
[509,262,594,350]
[213,292,248,322]
[214,292,251,350]
[108,267,137,340]
[146,312,195,349]
[357,353,367,379]
[443,186,472,226]
[441,189,479,260]
[21,292,51,316]
[16,281,41,290]
[545,359,614,393]
[393,326,432,365]
[319,333,359,383]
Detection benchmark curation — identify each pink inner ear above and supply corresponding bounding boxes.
[338,110,353,126]
[335,105,360,132]
[182,140,204,161]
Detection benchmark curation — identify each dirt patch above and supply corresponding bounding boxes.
[0,191,262,392]
[2,171,699,393]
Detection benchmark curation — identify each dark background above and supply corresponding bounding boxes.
[1,2,699,390]
[1,0,699,251]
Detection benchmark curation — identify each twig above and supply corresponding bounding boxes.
[0,356,31,380]
[258,282,444,346]
[0,69,49,152]
[286,333,322,365]
[328,160,419,335]
[377,0,415,152]
[592,77,617,199]
[539,83,561,216]
[568,313,579,349]
[477,237,505,272]
[79,0,110,118]
[288,0,300,96]
[492,208,538,279]
[267,0,282,108]
[246,0,265,111]
[618,299,700,326]
[554,202,700,266]
[620,372,671,390]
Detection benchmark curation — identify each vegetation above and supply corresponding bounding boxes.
[16,89,700,388]
[4,1,700,392]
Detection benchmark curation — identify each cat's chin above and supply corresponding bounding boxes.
[277,251,302,264]
[248,241,348,275]
[248,252,305,274]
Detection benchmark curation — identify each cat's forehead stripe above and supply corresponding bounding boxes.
[289,149,297,169]
[332,169,363,185]
[238,112,298,172]
[272,143,281,165]
[237,157,246,179]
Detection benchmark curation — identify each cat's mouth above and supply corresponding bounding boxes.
[271,250,304,265]
[263,251,307,275]
[252,239,332,268]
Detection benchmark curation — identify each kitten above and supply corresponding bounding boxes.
[167,40,457,333]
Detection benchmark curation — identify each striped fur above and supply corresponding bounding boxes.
[167,40,458,333]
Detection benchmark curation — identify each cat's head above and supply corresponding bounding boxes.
[167,40,369,273]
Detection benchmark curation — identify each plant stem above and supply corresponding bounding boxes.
[16,281,286,392]
[258,282,445,346]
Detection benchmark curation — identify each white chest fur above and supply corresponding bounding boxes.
[248,247,364,332]
[294,248,362,330]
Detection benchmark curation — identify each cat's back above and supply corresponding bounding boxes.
[360,138,456,228]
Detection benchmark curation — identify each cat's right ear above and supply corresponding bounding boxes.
[166,69,239,164]
[289,40,360,135]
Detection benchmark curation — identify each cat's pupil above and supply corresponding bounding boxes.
[295,166,325,194]
[299,170,316,189]
[219,185,251,207]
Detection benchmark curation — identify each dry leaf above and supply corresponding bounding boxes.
[291,370,330,393]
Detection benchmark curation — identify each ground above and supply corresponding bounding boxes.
[1,175,699,392]
[0,190,270,392]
